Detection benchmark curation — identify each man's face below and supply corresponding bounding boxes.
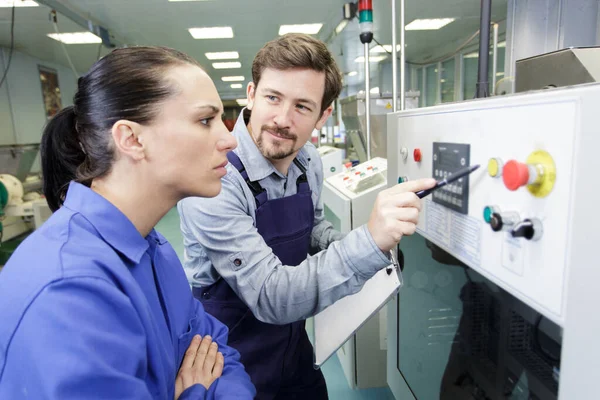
[246,67,332,162]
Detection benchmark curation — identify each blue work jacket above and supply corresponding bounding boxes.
[0,182,255,399]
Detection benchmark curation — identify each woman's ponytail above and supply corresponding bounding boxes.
[40,106,86,212]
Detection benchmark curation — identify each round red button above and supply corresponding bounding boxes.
[413,148,422,162]
[503,160,530,191]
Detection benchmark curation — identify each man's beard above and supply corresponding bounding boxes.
[255,124,298,160]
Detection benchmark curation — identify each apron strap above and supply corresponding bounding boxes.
[293,158,310,193]
[227,152,268,207]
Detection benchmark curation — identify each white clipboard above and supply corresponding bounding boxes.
[313,266,403,368]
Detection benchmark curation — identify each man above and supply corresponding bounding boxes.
[178,34,434,399]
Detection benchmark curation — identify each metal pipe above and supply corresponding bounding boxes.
[1,49,18,144]
[392,0,398,112]
[36,0,121,47]
[476,0,492,98]
[492,23,498,95]
[437,61,442,104]
[364,43,371,160]
[400,0,406,111]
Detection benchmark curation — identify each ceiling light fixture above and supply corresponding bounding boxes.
[205,51,239,60]
[213,62,241,69]
[335,20,348,35]
[405,18,455,31]
[278,24,323,35]
[230,84,243,89]
[47,32,102,44]
[221,76,245,82]
[189,26,234,39]
[0,0,38,7]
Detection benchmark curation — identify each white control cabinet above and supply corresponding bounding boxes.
[322,157,389,389]
[316,145,345,179]
[386,84,600,400]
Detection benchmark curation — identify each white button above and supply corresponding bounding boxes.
[461,158,466,166]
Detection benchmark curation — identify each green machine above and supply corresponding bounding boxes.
[0,144,50,268]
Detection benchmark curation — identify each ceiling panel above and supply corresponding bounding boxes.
[0,0,507,100]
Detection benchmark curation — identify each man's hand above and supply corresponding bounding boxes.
[367,178,436,252]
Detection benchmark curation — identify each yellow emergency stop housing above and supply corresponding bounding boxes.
[526,150,556,198]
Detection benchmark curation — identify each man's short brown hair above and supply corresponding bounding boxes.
[252,33,343,115]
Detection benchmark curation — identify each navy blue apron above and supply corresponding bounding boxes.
[193,151,328,400]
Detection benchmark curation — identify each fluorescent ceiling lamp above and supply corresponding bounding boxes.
[464,52,478,59]
[213,61,241,69]
[221,76,245,82]
[279,23,323,35]
[369,87,379,94]
[405,18,455,31]
[230,83,243,89]
[371,44,402,53]
[189,27,234,39]
[354,55,387,63]
[0,0,38,6]
[47,32,102,44]
[496,72,505,76]
[236,99,249,106]
[205,51,239,60]
[335,20,348,35]
[498,41,506,48]
[347,71,358,77]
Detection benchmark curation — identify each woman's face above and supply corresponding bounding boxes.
[144,64,237,199]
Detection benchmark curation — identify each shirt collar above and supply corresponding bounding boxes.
[231,108,311,181]
[63,182,150,264]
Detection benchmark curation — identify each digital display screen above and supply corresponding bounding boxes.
[438,150,459,169]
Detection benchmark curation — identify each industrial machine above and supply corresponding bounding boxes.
[316,145,345,179]
[0,144,51,267]
[340,91,419,163]
[321,157,389,389]
[515,47,600,93]
[385,83,600,399]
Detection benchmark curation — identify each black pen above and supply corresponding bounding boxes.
[415,164,480,199]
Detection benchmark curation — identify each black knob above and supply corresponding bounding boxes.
[490,213,504,232]
[511,219,536,240]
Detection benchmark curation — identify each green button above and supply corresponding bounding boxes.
[398,177,404,183]
[483,206,493,223]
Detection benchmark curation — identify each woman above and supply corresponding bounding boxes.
[0,47,255,399]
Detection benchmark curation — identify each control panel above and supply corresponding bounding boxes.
[386,90,590,326]
[432,142,471,214]
[326,157,387,198]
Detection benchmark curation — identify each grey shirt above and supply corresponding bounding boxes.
[178,110,390,324]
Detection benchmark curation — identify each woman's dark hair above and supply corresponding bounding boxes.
[41,46,200,211]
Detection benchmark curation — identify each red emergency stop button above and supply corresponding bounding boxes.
[413,148,422,162]
[503,160,530,191]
